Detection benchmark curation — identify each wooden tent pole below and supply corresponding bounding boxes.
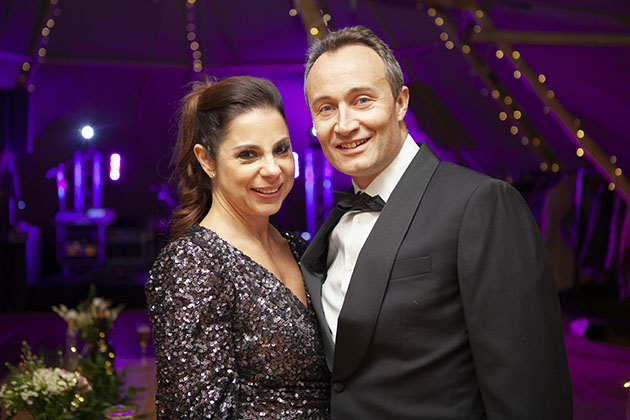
[471,3,630,205]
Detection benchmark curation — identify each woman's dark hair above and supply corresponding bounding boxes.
[170,75,286,241]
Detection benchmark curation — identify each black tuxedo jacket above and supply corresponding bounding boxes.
[301,143,573,419]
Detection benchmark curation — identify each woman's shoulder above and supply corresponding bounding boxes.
[153,224,216,262]
[147,225,227,290]
[275,227,309,259]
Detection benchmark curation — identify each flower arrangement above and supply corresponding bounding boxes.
[52,285,124,349]
[48,286,141,420]
[0,342,90,420]
[1,288,142,419]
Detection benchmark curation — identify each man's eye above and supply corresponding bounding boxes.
[238,150,256,160]
[320,105,334,113]
[357,97,370,105]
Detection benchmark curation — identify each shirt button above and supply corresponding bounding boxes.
[332,381,345,393]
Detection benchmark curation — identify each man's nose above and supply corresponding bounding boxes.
[334,105,359,136]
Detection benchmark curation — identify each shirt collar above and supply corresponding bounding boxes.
[353,134,419,202]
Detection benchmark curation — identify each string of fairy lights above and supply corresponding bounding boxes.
[185,0,203,75]
[476,10,626,195]
[18,0,62,93]
[423,6,559,174]
[425,3,628,200]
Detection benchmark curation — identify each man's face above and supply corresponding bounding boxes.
[305,44,409,189]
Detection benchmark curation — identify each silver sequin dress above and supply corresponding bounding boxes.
[146,224,331,419]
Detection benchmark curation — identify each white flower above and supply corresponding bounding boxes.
[66,309,78,320]
[92,297,107,309]
[31,367,75,395]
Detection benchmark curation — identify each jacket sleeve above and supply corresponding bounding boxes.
[146,242,236,419]
[457,179,573,419]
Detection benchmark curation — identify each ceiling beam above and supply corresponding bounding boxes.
[471,3,630,204]
[472,30,630,46]
[293,0,332,44]
[425,5,560,172]
[425,0,630,25]
[41,56,305,71]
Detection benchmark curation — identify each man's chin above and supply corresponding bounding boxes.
[330,157,371,175]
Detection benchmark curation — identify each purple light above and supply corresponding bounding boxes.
[74,150,84,212]
[293,152,300,178]
[322,160,334,218]
[304,149,315,236]
[110,153,121,181]
[56,170,66,200]
[569,318,589,337]
[93,150,102,208]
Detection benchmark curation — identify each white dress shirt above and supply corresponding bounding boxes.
[322,135,419,341]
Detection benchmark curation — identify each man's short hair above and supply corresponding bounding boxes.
[304,25,404,102]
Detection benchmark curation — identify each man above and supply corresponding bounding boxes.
[300,25,572,419]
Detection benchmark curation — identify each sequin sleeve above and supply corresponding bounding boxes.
[146,237,236,419]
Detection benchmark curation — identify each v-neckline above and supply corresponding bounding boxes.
[197,224,310,310]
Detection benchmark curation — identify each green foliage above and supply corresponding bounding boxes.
[1,288,145,419]
[0,343,90,420]
[70,352,141,420]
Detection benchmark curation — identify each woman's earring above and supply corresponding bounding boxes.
[210,172,215,178]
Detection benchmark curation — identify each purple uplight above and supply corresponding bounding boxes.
[304,149,315,236]
[322,160,333,218]
[109,153,121,181]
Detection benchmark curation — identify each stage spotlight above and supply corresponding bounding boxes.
[109,153,121,181]
[80,125,94,140]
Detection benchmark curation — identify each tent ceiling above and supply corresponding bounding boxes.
[0,0,629,221]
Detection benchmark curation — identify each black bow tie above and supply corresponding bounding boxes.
[334,190,386,213]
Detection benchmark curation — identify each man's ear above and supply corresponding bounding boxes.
[193,144,216,178]
[395,85,410,121]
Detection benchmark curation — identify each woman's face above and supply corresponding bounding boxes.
[208,108,294,219]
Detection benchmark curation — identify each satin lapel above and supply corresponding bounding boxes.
[300,207,345,371]
[333,143,440,379]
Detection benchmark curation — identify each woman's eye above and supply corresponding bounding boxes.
[275,143,290,155]
[238,150,256,160]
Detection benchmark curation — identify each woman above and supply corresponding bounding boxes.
[145,76,330,419]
